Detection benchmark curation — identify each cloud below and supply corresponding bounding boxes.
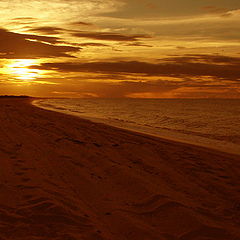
[72,31,151,41]
[103,0,240,18]
[12,75,238,98]
[101,9,240,42]
[112,79,240,98]
[86,80,179,98]
[1,28,60,44]
[0,28,80,59]
[221,9,240,17]
[70,21,94,26]
[0,0,122,24]
[33,55,240,81]
[174,87,240,99]
[31,79,181,98]
[78,42,109,47]
[202,6,227,14]
[126,42,152,47]
[10,17,38,25]
[163,54,240,65]
[12,17,37,20]
[28,25,151,43]
[29,26,64,35]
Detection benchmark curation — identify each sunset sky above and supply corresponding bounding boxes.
[0,0,240,98]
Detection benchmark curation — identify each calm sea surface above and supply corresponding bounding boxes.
[34,98,240,155]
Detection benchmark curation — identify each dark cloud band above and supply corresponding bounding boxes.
[0,28,80,59]
[33,55,240,81]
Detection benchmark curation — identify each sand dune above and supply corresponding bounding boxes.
[0,98,240,240]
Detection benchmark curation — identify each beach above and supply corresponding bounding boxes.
[0,97,240,240]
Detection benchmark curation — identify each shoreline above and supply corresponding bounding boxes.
[33,98,240,157]
[1,98,240,239]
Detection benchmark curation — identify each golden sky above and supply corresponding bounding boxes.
[0,0,240,98]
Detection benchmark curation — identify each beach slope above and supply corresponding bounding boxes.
[0,98,240,240]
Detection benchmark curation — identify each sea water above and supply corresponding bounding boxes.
[33,98,240,155]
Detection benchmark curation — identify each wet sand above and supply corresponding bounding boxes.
[0,98,240,240]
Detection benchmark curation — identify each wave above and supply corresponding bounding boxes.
[33,98,240,155]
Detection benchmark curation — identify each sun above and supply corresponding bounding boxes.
[6,59,41,81]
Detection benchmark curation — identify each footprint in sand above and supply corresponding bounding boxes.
[21,178,30,182]
[20,167,35,171]
[15,172,24,176]
[179,226,234,240]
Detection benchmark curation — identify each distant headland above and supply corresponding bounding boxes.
[0,95,31,98]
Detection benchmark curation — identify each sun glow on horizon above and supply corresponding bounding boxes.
[6,59,41,81]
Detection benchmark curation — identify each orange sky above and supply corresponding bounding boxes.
[0,0,240,98]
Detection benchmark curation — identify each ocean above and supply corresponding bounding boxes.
[33,98,240,155]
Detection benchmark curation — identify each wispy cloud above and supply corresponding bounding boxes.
[78,42,109,47]
[29,26,64,35]
[72,31,151,42]
[70,21,95,26]
[0,28,80,58]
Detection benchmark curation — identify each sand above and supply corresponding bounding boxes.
[0,98,240,240]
